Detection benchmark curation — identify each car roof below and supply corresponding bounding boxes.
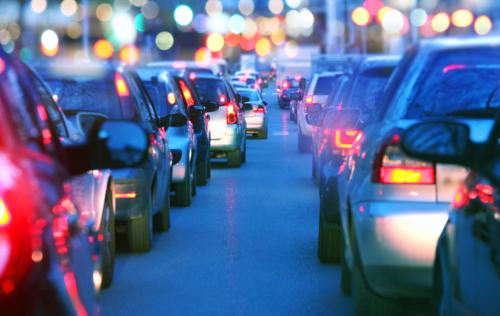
[358,55,401,71]
[315,71,344,78]
[235,88,258,93]
[417,36,500,53]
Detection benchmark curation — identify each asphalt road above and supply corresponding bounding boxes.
[101,87,353,316]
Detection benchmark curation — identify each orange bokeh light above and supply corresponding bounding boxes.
[93,39,114,59]
[119,45,140,65]
[352,7,371,27]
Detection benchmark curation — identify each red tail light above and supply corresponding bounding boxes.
[372,132,435,185]
[305,95,313,104]
[332,129,364,156]
[219,95,227,104]
[188,72,196,80]
[178,80,195,106]
[226,104,238,124]
[257,78,262,84]
[253,106,265,113]
[0,199,11,227]
[114,72,130,97]
[282,80,289,89]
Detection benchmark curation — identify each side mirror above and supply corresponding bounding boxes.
[203,100,219,112]
[188,105,205,116]
[263,101,268,106]
[159,113,188,128]
[241,103,253,111]
[64,120,149,175]
[401,121,472,166]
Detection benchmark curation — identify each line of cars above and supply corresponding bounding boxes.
[287,38,500,315]
[0,51,269,314]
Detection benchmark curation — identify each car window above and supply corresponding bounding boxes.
[127,73,158,123]
[314,76,337,95]
[237,90,260,101]
[325,76,349,108]
[405,47,500,118]
[347,67,394,112]
[31,74,69,140]
[192,78,228,104]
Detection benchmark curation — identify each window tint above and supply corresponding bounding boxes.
[314,76,336,95]
[193,78,228,104]
[348,67,393,112]
[405,47,500,118]
[237,90,260,101]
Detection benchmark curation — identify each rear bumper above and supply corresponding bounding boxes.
[210,125,242,153]
[353,200,449,298]
[246,116,267,133]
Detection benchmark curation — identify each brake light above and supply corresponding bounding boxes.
[178,80,195,106]
[282,80,289,89]
[332,129,363,156]
[219,95,227,104]
[115,192,137,199]
[305,95,313,104]
[372,132,435,185]
[226,104,238,124]
[115,72,130,97]
[0,199,11,226]
[257,78,262,84]
[167,92,176,105]
[254,84,259,89]
[253,106,265,113]
[189,72,196,80]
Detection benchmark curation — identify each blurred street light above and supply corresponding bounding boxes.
[352,7,371,27]
[451,9,474,28]
[474,15,493,35]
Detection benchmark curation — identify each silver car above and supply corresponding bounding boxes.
[236,88,268,139]
[137,68,197,207]
[297,72,342,152]
[191,74,248,168]
[338,38,500,314]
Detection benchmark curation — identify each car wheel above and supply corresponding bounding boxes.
[125,194,153,252]
[153,186,170,232]
[196,157,209,186]
[317,212,342,263]
[352,228,401,316]
[298,129,311,153]
[175,166,192,207]
[191,162,197,197]
[207,155,212,179]
[100,188,115,289]
[227,149,242,168]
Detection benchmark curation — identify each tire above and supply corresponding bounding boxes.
[125,195,153,252]
[196,156,209,186]
[191,163,197,197]
[317,212,342,263]
[207,157,212,179]
[153,187,170,232]
[352,228,401,316]
[298,130,311,153]
[227,149,242,168]
[100,188,115,289]
[174,166,192,207]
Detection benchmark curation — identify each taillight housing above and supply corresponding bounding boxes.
[114,72,130,97]
[372,131,436,185]
[226,104,238,124]
[332,129,364,156]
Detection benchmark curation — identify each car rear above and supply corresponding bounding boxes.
[191,75,244,154]
[349,40,500,300]
[237,88,268,138]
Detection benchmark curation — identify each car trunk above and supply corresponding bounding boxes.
[209,106,228,140]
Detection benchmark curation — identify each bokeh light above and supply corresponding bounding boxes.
[382,9,404,35]
[194,47,211,62]
[352,7,371,27]
[141,1,159,20]
[285,0,301,9]
[93,39,114,59]
[431,12,450,33]
[284,40,299,58]
[31,0,47,14]
[474,15,493,35]
[410,8,428,27]
[239,0,254,16]
[229,14,246,34]
[174,5,194,27]
[206,33,225,52]
[60,0,78,17]
[112,13,137,45]
[451,9,474,28]
[268,0,285,15]
[119,45,140,65]
[155,32,174,51]
[96,3,113,22]
[255,38,272,57]
[206,0,223,16]
[40,29,59,57]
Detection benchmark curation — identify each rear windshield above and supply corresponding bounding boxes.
[348,67,394,112]
[314,76,337,95]
[406,48,500,118]
[45,77,123,119]
[237,90,260,102]
[192,78,228,104]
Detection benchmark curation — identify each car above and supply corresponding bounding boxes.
[307,56,400,266]
[236,88,269,139]
[37,61,174,252]
[401,118,500,316]
[337,38,500,314]
[191,73,249,168]
[296,72,343,152]
[289,78,307,123]
[0,52,147,315]
[137,67,198,207]
[277,77,302,109]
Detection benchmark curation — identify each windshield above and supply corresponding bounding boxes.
[406,48,500,118]
[237,90,260,102]
[45,77,123,119]
[314,76,337,95]
[192,78,228,104]
[349,67,394,112]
